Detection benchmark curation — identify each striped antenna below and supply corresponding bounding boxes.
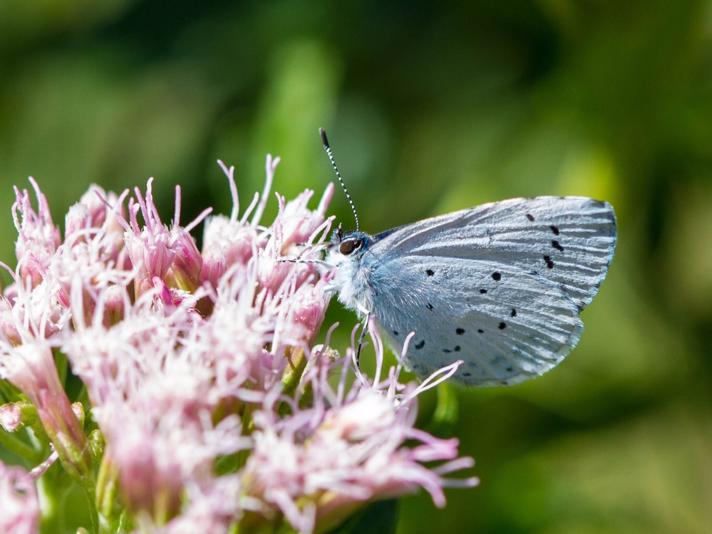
[319,128,359,231]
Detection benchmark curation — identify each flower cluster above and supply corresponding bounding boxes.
[0,156,476,533]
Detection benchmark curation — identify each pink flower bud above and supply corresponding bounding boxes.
[274,184,334,251]
[0,342,91,481]
[12,178,61,287]
[0,297,21,346]
[124,226,175,297]
[124,181,211,296]
[145,476,243,534]
[166,230,203,292]
[284,284,329,346]
[0,402,23,432]
[110,432,183,521]
[100,284,127,326]
[65,185,110,237]
[201,216,260,286]
[64,185,127,264]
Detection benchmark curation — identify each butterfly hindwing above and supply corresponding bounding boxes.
[367,255,582,385]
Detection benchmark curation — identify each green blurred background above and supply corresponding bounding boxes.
[0,1,710,533]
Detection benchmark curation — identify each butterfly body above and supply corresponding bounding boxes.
[325,196,616,386]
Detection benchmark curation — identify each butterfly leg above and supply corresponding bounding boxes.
[354,311,370,368]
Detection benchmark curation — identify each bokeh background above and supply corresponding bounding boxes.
[1,1,710,533]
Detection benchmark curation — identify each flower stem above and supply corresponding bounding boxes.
[281,348,306,398]
[96,452,121,533]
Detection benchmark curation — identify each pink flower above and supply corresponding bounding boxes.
[140,476,245,534]
[0,461,40,534]
[201,214,260,287]
[12,178,61,287]
[0,340,91,482]
[120,179,210,296]
[0,296,22,346]
[242,328,478,534]
[62,268,245,521]
[0,274,68,342]
[123,192,175,297]
[273,184,334,252]
[64,185,126,258]
[3,181,134,341]
[285,283,330,346]
[62,185,130,278]
[0,156,476,533]
[200,158,274,287]
[166,228,203,292]
[0,402,23,432]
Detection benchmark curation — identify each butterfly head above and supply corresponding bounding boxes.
[330,227,372,258]
[325,227,375,313]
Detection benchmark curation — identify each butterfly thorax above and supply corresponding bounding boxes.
[325,230,375,317]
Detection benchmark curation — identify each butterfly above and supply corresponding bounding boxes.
[320,129,617,386]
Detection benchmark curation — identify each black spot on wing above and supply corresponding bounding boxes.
[477,329,484,334]
[492,272,501,281]
[552,240,564,251]
[526,213,535,221]
[498,322,507,330]
[543,255,555,269]
[550,225,560,235]
[479,289,487,294]
[415,340,425,349]
[456,328,465,335]
[426,269,435,276]
[510,308,517,317]
[426,303,434,310]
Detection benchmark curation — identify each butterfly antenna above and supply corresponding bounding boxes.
[319,128,360,231]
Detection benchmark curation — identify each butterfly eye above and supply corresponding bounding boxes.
[339,238,361,255]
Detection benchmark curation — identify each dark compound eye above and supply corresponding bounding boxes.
[339,238,362,255]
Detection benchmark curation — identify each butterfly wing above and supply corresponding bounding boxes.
[364,196,616,385]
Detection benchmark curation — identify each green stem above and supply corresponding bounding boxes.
[96,453,120,534]
[83,483,99,534]
[281,349,307,398]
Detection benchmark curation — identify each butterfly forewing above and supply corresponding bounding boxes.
[374,196,616,310]
[365,196,616,385]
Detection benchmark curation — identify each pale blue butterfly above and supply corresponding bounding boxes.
[320,129,617,386]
